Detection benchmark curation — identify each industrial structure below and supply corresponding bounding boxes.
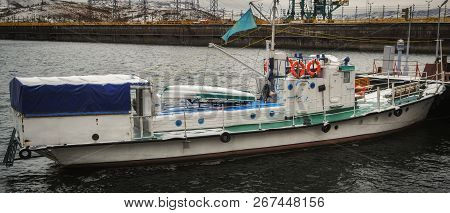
[85,0,219,20]
[0,0,448,24]
[287,0,349,20]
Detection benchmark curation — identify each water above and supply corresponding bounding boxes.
[0,40,448,192]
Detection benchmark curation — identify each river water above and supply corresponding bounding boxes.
[0,40,448,192]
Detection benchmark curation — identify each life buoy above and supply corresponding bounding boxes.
[355,86,367,97]
[306,59,321,77]
[288,58,305,78]
[263,59,269,74]
[220,132,231,143]
[19,149,32,159]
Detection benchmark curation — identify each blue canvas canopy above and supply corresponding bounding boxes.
[10,74,148,117]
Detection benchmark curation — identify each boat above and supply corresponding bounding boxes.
[2,1,447,167]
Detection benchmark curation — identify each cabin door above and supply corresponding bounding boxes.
[329,73,342,106]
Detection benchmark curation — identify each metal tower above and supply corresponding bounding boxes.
[88,0,118,21]
[112,0,118,21]
[210,0,218,15]
[142,0,148,21]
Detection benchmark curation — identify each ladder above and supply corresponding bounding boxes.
[2,129,19,167]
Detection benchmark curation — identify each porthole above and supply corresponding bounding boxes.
[92,134,99,141]
[250,113,257,119]
[310,82,316,89]
[405,107,409,112]
[198,118,205,125]
[175,120,183,127]
[374,116,379,121]
[288,84,294,90]
[269,111,275,117]
[334,125,339,130]
[388,112,392,117]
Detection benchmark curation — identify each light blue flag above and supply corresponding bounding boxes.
[221,9,257,42]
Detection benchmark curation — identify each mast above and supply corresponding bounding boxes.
[404,6,412,73]
[436,0,448,81]
[270,0,277,52]
[436,0,448,60]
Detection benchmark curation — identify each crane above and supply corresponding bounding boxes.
[287,0,349,21]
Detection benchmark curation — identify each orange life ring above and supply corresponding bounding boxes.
[355,86,367,96]
[288,58,305,78]
[263,59,269,74]
[306,59,321,77]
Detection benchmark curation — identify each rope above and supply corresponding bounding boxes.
[286,25,434,44]
[240,26,293,49]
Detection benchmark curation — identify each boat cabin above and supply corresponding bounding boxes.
[259,51,356,117]
[10,75,149,147]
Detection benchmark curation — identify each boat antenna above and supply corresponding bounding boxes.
[270,0,278,52]
[404,5,412,73]
[436,0,448,60]
[436,0,448,81]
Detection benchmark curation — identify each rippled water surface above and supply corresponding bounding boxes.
[0,40,448,192]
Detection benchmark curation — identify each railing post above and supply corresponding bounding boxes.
[222,104,225,131]
[139,116,144,139]
[387,66,390,89]
[391,83,395,106]
[353,101,356,117]
[292,114,295,126]
[183,110,187,139]
[377,86,381,111]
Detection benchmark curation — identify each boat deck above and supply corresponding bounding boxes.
[159,102,281,115]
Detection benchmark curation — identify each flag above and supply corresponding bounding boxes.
[221,9,257,42]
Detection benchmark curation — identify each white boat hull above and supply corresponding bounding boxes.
[37,97,435,167]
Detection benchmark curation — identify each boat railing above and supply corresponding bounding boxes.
[307,81,429,123]
[372,59,422,78]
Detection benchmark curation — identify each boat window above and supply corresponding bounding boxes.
[344,72,350,83]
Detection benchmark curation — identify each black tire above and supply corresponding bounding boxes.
[220,132,231,143]
[394,108,403,117]
[321,123,331,133]
[19,149,32,159]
